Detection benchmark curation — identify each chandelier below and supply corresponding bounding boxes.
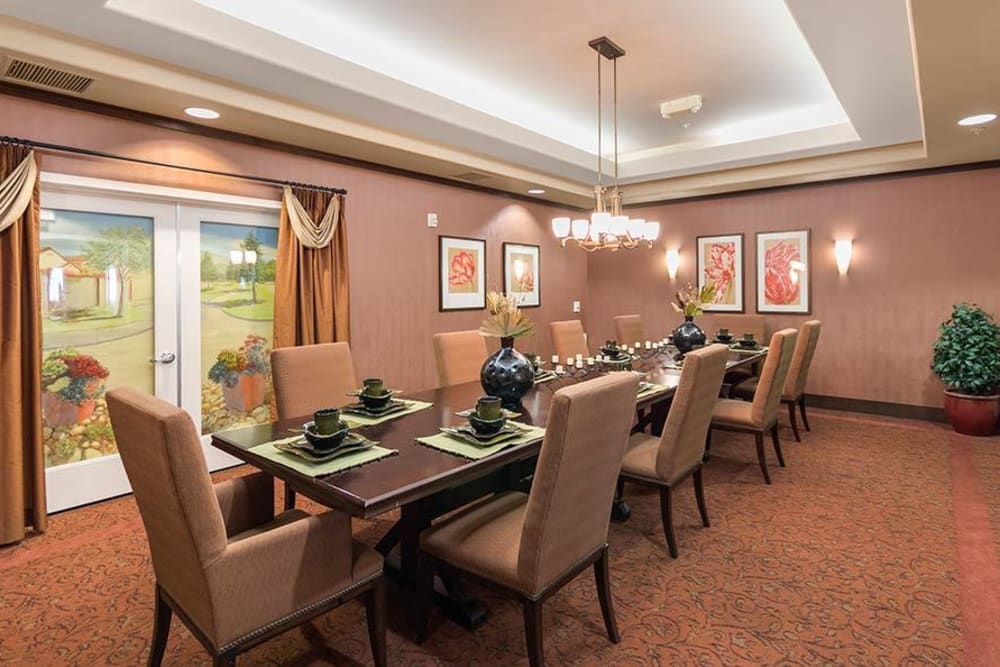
[552,36,660,252]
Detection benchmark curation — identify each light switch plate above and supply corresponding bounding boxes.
[572,300,581,313]
[427,213,439,228]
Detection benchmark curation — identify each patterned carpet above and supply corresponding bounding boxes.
[1,409,998,666]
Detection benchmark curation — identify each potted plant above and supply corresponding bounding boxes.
[932,303,1000,436]
[41,348,110,427]
[671,283,716,353]
[479,291,536,406]
[208,334,270,412]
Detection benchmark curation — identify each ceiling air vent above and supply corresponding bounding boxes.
[3,58,94,94]
[454,172,490,183]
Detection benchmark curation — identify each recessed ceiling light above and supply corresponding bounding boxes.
[184,107,220,120]
[958,113,997,127]
[527,188,546,194]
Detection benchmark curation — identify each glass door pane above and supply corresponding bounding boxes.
[40,190,178,512]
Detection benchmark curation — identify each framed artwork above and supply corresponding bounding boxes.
[439,235,486,311]
[756,229,811,314]
[696,234,744,312]
[503,242,540,308]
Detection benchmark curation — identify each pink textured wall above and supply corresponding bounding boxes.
[0,94,587,392]
[587,168,1000,407]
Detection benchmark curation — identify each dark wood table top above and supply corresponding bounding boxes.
[210,347,766,518]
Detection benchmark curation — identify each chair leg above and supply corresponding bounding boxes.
[283,483,296,511]
[754,432,771,484]
[787,401,801,442]
[702,428,713,463]
[593,546,621,643]
[148,586,172,667]
[693,467,710,528]
[414,552,434,644]
[522,598,545,667]
[799,395,811,432]
[770,424,786,467]
[658,486,678,559]
[365,578,387,667]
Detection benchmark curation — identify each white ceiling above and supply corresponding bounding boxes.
[0,0,934,201]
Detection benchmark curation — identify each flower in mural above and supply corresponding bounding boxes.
[42,348,109,405]
[448,250,477,288]
[764,240,802,305]
[208,334,270,388]
[705,242,736,303]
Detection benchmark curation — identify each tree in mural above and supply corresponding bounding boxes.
[201,251,220,284]
[240,231,262,304]
[82,226,152,318]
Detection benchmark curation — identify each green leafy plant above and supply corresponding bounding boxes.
[931,303,1000,396]
[479,291,535,339]
[671,282,717,318]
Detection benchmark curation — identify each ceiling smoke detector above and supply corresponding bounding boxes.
[660,94,703,119]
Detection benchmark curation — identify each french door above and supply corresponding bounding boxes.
[40,175,280,512]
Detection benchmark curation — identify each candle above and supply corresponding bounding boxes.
[627,347,634,355]
[555,364,564,374]
[575,359,583,369]
[587,357,595,366]
[635,341,642,350]
[595,354,603,362]
[645,341,651,349]
[551,354,560,364]
[565,357,574,366]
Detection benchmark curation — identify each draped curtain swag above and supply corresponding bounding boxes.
[274,187,350,348]
[0,145,46,545]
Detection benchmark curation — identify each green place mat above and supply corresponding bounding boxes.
[249,435,397,477]
[638,382,672,399]
[729,344,769,355]
[416,424,546,460]
[340,400,433,427]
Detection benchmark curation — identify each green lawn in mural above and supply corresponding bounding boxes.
[40,209,155,467]
[200,222,278,434]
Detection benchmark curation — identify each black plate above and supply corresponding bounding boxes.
[341,399,408,416]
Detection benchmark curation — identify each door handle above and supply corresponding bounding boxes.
[150,351,177,365]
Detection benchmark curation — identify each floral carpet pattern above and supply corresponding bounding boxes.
[1,409,996,665]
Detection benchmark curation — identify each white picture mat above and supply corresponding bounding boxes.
[697,234,744,312]
[756,230,810,313]
[504,243,540,307]
[440,236,486,309]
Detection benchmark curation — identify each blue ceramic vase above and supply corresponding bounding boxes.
[480,337,534,407]
[672,316,707,354]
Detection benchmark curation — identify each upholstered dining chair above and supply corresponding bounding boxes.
[614,314,646,346]
[433,330,488,386]
[709,328,798,484]
[106,387,386,667]
[272,341,359,508]
[550,319,589,360]
[619,344,729,558]
[414,372,641,667]
[730,320,822,442]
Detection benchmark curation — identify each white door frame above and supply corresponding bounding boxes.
[40,172,281,512]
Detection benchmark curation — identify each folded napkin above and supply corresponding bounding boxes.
[415,424,546,461]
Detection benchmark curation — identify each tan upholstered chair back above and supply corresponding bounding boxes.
[518,372,639,592]
[751,329,798,426]
[614,314,646,346]
[433,330,488,386]
[784,320,821,400]
[655,345,729,482]
[272,342,359,420]
[550,320,589,360]
[703,314,768,342]
[106,387,227,639]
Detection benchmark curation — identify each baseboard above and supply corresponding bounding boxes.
[806,394,948,423]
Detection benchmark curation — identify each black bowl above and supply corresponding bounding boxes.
[738,338,758,349]
[359,390,394,410]
[716,333,734,343]
[303,421,350,451]
[468,413,506,436]
[601,346,624,359]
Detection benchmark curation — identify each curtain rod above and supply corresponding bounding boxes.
[0,135,347,196]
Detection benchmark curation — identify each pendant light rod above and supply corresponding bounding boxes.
[613,57,619,188]
[596,48,602,188]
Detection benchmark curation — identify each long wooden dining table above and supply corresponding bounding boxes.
[211,345,766,628]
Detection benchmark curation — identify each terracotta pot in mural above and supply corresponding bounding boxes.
[943,390,999,437]
[42,391,96,427]
[222,373,266,412]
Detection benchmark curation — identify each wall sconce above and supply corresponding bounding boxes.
[834,239,853,275]
[665,248,680,280]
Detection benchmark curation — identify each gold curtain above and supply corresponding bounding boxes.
[0,145,46,545]
[274,187,350,348]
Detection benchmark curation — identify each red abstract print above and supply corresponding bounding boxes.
[705,242,736,303]
[449,250,477,289]
[764,240,801,305]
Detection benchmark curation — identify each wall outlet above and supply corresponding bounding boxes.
[427,213,438,228]
[572,300,581,313]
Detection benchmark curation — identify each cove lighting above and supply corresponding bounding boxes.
[185,107,220,120]
[958,113,997,127]
[527,188,546,195]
